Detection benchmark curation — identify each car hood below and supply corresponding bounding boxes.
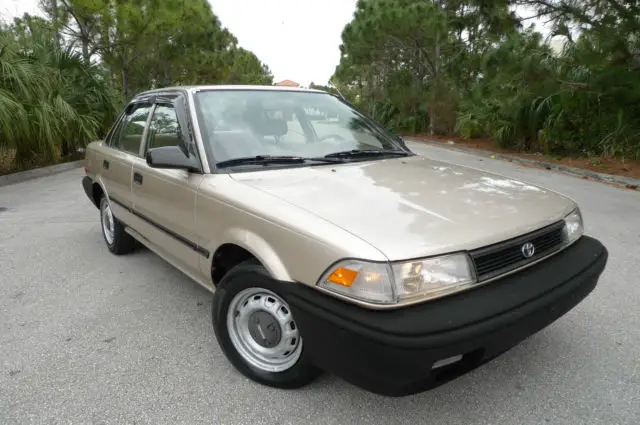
[229,155,576,260]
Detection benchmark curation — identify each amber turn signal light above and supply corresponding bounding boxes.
[327,267,358,287]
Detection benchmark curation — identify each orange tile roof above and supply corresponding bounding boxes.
[275,79,300,87]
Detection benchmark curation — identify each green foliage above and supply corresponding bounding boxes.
[333,0,517,135]
[457,29,557,149]
[0,25,119,166]
[462,25,640,158]
[1,0,272,172]
[333,0,640,159]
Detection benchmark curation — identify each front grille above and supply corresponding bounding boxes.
[469,221,566,281]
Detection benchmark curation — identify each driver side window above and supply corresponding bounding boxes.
[112,103,152,156]
[146,104,180,151]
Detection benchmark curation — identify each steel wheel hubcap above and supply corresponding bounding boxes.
[248,311,281,348]
[227,287,302,373]
[101,200,115,245]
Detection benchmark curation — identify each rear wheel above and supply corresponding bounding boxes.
[99,195,135,255]
[212,261,321,389]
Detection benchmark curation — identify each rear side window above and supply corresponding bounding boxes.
[113,103,152,155]
[146,104,180,151]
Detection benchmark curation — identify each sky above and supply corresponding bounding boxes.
[208,0,358,86]
[1,0,554,86]
[1,0,358,86]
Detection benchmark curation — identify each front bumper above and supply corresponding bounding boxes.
[283,235,608,397]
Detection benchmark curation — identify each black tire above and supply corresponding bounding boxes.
[99,195,136,255]
[212,261,321,389]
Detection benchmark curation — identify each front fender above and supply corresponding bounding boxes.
[206,227,293,282]
[195,175,388,289]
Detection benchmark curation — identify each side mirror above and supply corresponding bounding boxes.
[146,146,201,172]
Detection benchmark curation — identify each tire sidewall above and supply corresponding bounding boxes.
[99,196,116,251]
[212,263,319,388]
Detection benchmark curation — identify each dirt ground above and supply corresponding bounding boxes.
[407,134,640,181]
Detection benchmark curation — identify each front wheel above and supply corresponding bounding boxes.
[212,262,321,389]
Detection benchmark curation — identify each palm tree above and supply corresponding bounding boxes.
[0,22,118,169]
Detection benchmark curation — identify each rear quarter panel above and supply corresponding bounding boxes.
[84,140,102,180]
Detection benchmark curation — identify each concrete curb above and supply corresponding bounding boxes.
[407,137,640,191]
[0,160,84,187]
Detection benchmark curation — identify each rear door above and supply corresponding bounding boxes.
[130,95,206,279]
[97,101,153,223]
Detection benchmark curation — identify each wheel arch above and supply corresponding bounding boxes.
[89,177,109,209]
[209,228,293,286]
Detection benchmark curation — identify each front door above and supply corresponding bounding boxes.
[130,99,206,280]
[99,102,153,223]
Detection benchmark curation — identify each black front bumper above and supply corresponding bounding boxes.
[283,236,608,397]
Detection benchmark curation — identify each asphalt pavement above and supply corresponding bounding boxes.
[1,141,638,425]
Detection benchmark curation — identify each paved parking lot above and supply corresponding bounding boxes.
[1,142,638,425]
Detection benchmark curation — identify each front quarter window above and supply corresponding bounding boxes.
[193,89,407,169]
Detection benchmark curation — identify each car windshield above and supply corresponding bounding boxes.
[193,89,405,168]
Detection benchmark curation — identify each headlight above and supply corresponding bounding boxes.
[316,260,395,304]
[563,207,584,244]
[317,253,475,305]
[391,253,475,302]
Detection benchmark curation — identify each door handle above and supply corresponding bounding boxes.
[133,172,143,185]
[102,160,109,170]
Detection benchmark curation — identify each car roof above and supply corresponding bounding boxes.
[135,84,327,98]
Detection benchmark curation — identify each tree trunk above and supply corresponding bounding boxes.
[51,0,60,46]
[78,20,91,64]
[430,30,441,136]
[121,60,129,103]
[82,38,90,64]
[368,72,375,117]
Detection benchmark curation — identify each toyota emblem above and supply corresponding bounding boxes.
[521,242,535,258]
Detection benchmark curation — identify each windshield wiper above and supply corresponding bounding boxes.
[324,149,410,159]
[216,155,344,168]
